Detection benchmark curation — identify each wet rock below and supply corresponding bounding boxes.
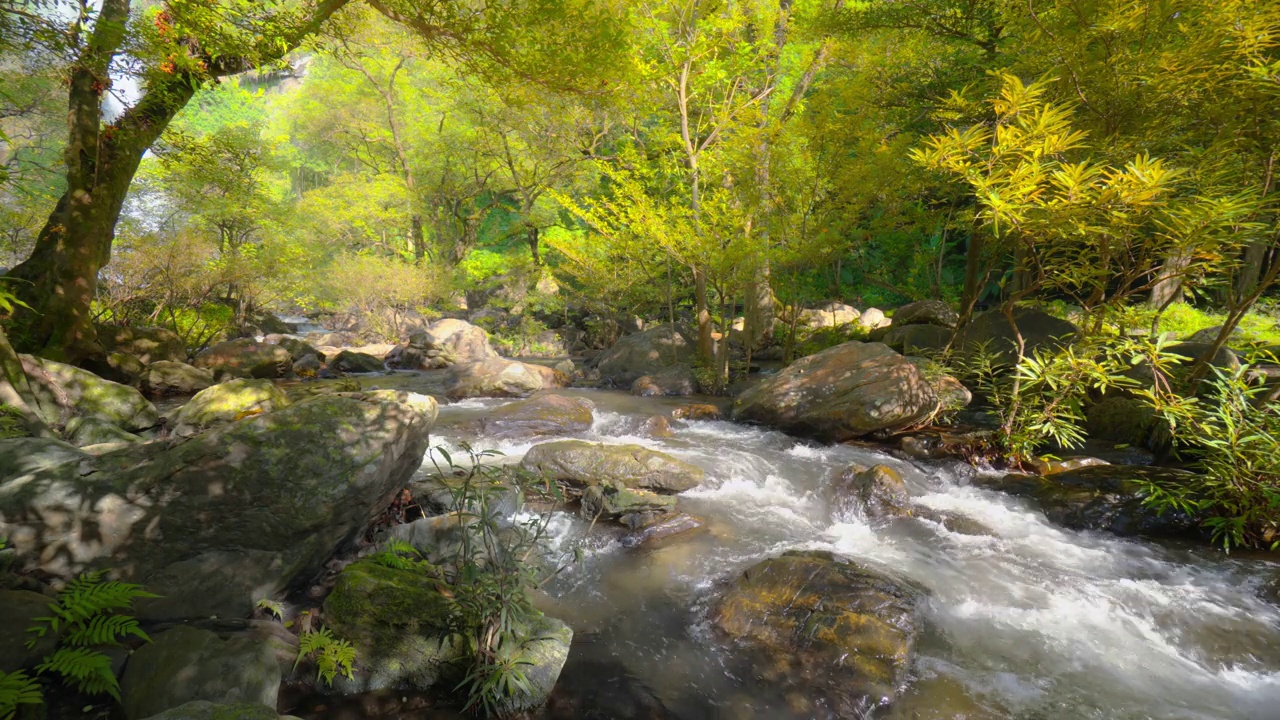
[596,324,693,387]
[731,342,938,441]
[328,350,385,374]
[455,394,594,439]
[521,440,705,493]
[323,559,571,712]
[193,339,292,380]
[910,508,995,536]
[955,308,1078,365]
[979,465,1201,538]
[1029,456,1110,476]
[621,513,706,549]
[883,324,951,354]
[0,393,434,620]
[171,379,291,436]
[121,625,280,720]
[581,482,677,521]
[97,325,187,364]
[139,361,215,397]
[0,589,56,673]
[711,551,924,715]
[640,414,676,439]
[830,464,911,520]
[138,701,298,720]
[631,364,697,397]
[672,403,721,421]
[19,354,159,432]
[892,300,959,329]
[444,358,569,399]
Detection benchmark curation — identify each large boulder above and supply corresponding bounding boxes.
[139,701,299,720]
[444,358,568,400]
[882,324,951,354]
[711,551,924,715]
[955,308,1078,365]
[19,355,159,431]
[323,559,571,712]
[452,394,594,440]
[97,325,187,364]
[64,416,142,447]
[0,393,434,620]
[121,625,281,720]
[596,324,693,387]
[328,350,385,374]
[631,364,698,397]
[193,339,292,380]
[170,379,290,436]
[410,319,499,366]
[798,303,860,329]
[269,336,323,363]
[978,465,1201,539]
[731,342,938,441]
[892,300,959,329]
[139,361,215,397]
[521,440,704,493]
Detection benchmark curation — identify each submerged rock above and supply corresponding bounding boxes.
[711,551,924,715]
[171,378,291,435]
[621,513,706,549]
[521,440,704,493]
[596,324,693,387]
[731,342,938,441]
[193,339,292,380]
[454,394,594,439]
[979,465,1201,539]
[445,358,568,400]
[0,393,434,620]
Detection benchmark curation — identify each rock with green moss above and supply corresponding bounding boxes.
[580,482,677,521]
[1084,396,1158,447]
[711,551,924,716]
[98,325,187,365]
[322,559,571,712]
[193,339,292,380]
[521,440,704,493]
[18,354,159,432]
[171,379,290,436]
[0,393,435,621]
[64,416,142,447]
[139,361,215,397]
[139,701,300,720]
[121,625,280,720]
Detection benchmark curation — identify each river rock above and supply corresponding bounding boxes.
[580,482,677,523]
[883,324,951,354]
[193,339,292,380]
[171,379,291,435]
[139,361,215,397]
[272,337,324,363]
[640,415,677,439]
[101,351,147,385]
[731,342,938,441]
[621,513,706,549]
[444,358,568,400]
[64,416,142,447]
[328,350,385,374]
[121,625,281,720]
[892,300,959,329]
[521,440,705,493]
[859,308,889,330]
[454,394,593,439]
[411,319,499,366]
[138,701,299,720]
[955,308,1078,365]
[292,354,322,376]
[631,364,697,397]
[830,464,911,520]
[980,465,1201,538]
[672,403,721,420]
[19,354,159,432]
[97,325,187,364]
[799,303,860,329]
[323,559,571,711]
[0,393,434,620]
[596,324,693,387]
[711,551,924,714]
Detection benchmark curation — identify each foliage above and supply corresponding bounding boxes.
[294,627,356,687]
[26,572,156,701]
[0,406,25,440]
[0,670,42,720]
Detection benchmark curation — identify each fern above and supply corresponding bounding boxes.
[294,627,356,687]
[0,669,43,720]
[34,647,119,701]
[256,598,285,621]
[27,571,156,645]
[371,540,432,571]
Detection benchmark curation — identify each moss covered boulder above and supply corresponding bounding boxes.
[194,339,292,380]
[521,440,704,493]
[64,416,142,447]
[580,482,678,522]
[323,560,572,712]
[171,379,290,436]
[595,323,693,387]
[139,361,215,397]
[329,350,385,374]
[18,354,159,433]
[711,551,925,716]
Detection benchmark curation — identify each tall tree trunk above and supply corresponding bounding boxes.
[957,225,986,330]
[1232,240,1268,304]
[410,214,426,262]
[1149,254,1190,308]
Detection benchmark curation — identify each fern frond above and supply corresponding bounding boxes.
[62,614,150,648]
[0,669,43,720]
[255,599,285,620]
[32,574,156,639]
[35,647,120,701]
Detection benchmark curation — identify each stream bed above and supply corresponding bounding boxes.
[319,375,1280,719]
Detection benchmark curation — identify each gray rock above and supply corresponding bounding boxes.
[731,342,938,441]
[171,379,291,436]
[19,354,159,432]
[292,354,321,375]
[596,324,693,387]
[453,394,594,439]
[444,358,567,400]
[858,307,888,329]
[409,319,499,366]
[272,337,324,363]
[892,300,959,329]
[64,416,142,447]
[830,464,910,520]
[630,364,697,397]
[121,625,281,720]
[328,350,385,374]
[955,308,1078,365]
[882,324,952,354]
[521,440,704,493]
[798,302,860,329]
[0,589,55,673]
[193,339,292,380]
[139,362,215,397]
[0,393,434,620]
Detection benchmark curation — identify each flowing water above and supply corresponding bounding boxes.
[419,385,1280,720]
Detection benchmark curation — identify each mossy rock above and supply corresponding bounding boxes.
[521,440,704,493]
[19,354,159,431]
[711,551,924,716]
[1084,396,1158,447]
[172,379,291,435]
[581,481,677,520]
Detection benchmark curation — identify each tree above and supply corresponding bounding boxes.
[2,0,626,362]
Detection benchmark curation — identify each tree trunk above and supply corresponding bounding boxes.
[411,214,426,262]
[1149,254,1189,308]
[958,226,986,329]
[1232,240,1268,305]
